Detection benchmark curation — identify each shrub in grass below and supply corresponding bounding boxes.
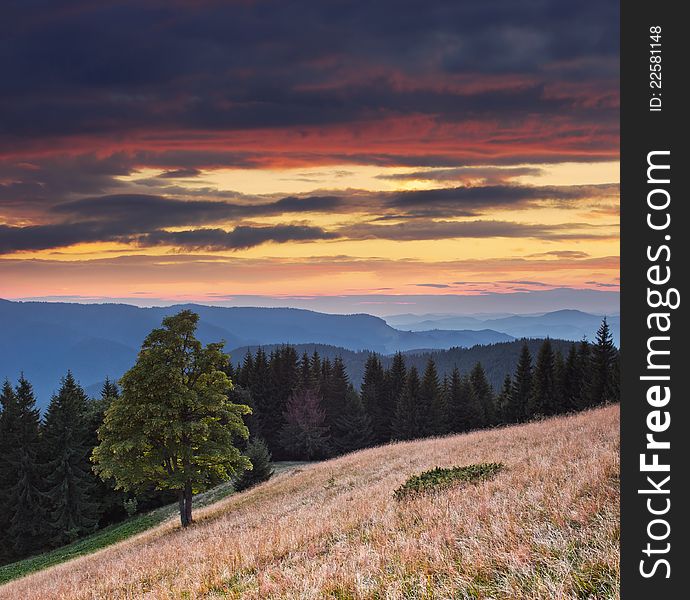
[234,437,274,492]
[394,462,504,500]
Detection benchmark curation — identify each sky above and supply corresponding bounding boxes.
[0,0,619,311]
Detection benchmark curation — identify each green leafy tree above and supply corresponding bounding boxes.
[234,437,274,492]
[92,310,251,527]
[42,372,99,545]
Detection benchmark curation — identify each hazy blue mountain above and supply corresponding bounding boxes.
[385,309,620,346]
[0,299,512,409]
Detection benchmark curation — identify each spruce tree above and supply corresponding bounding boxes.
[512,343,533,421]
[447,368,484,432]
[419,358,443,436]
[576,339,592,409]
[279,388,331,460]
[360,354,387,443]
[392,366,420,440]
[42,372,99,545]
[234,437,274,492]
[264,346,299,458]
[322,357,350,442]
[528,339,557,417]
[495,374,513,424]
[469,362,493,427]
[589,318,618,406]
[332,386,374,454]
[385,352,407,439]
[248,348,271,442]
[7,376,49,558]
[560,344,580,412]
[0,380,18,563]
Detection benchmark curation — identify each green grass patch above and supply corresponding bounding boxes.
[393,462,504,501]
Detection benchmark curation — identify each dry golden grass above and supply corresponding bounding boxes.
[1,405,619,599]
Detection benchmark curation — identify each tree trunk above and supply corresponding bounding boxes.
[178,490,188,527]
[184,481,193,525]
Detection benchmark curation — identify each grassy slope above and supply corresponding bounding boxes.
[0,462,305,586]
[0,407,620,599]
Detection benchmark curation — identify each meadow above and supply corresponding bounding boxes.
[0,405,619,599]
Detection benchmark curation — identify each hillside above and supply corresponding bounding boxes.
[0,300,512,409]
[0,405,620,599]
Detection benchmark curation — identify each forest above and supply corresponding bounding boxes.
[0,315,619,566]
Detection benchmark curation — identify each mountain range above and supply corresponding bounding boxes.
[0,299,511,408]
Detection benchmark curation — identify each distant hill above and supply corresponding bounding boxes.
[385,309,620,346]
[0,300,512,409]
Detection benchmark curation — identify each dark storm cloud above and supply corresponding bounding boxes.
[136,225,339,251]
[52,194,343,226]
[157,168,202,179]
[1,0,618,141]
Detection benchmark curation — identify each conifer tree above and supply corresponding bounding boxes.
[495,374,513,424]
[264,346,299,457]
[469,362,493,426]
[279,388,331,460]
[419,358,443,436]
[560,344,580,412]
[42,372,100,545]
[528,339,557,417]
[234,437,274,492]
[512,343,533,420]
[360,354,387,443]
[332,386,374,454]
[384,352,407,440]
[446,368,484,432]
[298,352,312,390]
[576,339,592,409]
[392,366,420,440]
[322,357,350,438]
[589,318,618,405]
[248,348,271,442]
[0,380,18,563]
[6,375,48,558]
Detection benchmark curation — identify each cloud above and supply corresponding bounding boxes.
[413,283,452,289]
[156,168,202,179]
[337,219,615,242]
[527,250,591,259]
[135,225,338,251]
[376,166,544,184]
[1,0,618,169]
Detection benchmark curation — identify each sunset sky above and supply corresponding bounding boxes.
[0,0,619,310]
